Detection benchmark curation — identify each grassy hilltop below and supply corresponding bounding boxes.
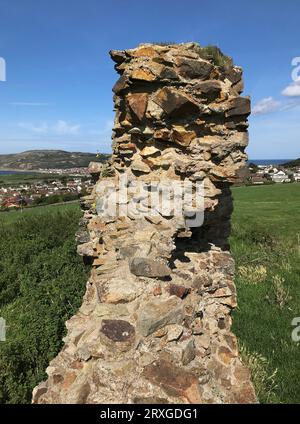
[0,150,109,170]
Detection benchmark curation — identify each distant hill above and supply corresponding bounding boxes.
[0,150,110,170]
[282,158,300,168]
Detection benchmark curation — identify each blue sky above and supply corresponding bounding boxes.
[0,0,299,158]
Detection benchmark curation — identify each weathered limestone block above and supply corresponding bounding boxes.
[137,296,184,337]
[33,43,256,405]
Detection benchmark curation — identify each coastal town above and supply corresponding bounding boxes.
[0,168,93,210]
[247,163,300,185]
[1,160,299,211]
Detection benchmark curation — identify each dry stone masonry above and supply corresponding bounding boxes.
[33,43,256,404]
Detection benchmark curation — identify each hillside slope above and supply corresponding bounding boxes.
[282,158,300,168]
[0,150,110,170]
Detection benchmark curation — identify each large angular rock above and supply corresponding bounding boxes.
[131,158,151,173]
[137,297,184,336]
[112,74,129,94]
[152,87,199,117]
[75,229,90,245]
[100,278,142,304]
[166,324,183,342]
[77,242,95,257]
[129,257,171,278]
[225,66,243,84]
[171,126,196,147]
[194,80,222,100]
[126,93,148,121]
[109,49,127,64]
[181,339,196,365]
[131,68,156,81]
[176,57,213,79]
[128,46,158,58]
[140,146,160,157]
[225,97,251,117]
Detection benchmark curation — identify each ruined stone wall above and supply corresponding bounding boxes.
[33,43,256,404]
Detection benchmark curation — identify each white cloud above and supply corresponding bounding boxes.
[18,120,81,136]
[281,81,300,97]
[53,120,80,135]
[252,97,281,115]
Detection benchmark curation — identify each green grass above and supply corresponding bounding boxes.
[0,203,89,403]
[0,172,67,187]
[0,202,79,222]
[231,183,300,404]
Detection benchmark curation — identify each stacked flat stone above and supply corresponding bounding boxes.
[32,43,256,404]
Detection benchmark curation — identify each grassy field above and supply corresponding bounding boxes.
[0,203,89,403]
[0,201,79,221]
[0,172,67,186]
[231,183,300,403]
[0,171,92,187]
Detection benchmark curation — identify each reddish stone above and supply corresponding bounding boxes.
[153,285,162,296]
[131,68,156,81]
[171,127,196,147]
[129,46,158,58]
[119,142,136,151]
[62,371,77,390]
[127,93,148,121]
[143,359,202,403]
[101,319,135,342]
[224,333,238,353]
[232,383,257,404]
[168,284,190,299]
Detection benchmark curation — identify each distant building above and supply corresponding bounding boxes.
[251,176,268,185]
[271,170,291,183]
[293,172,300,182]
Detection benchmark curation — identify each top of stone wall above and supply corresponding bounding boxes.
[108,42,250,184]
[110,42,241,86]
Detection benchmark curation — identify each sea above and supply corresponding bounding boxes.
[0,170,35,175]
[248,159,292,166]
